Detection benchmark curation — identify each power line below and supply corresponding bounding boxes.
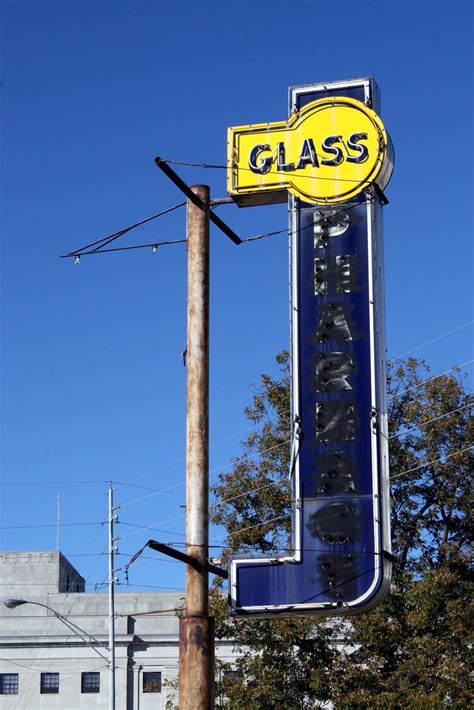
[393,320,474,359]
[119,481,185,509]
[390,445,473,480]
[388,359,474,400]
[389,402,473,440]
[63,196,374,258]
[61,201,186,258]
[71,238,187,259]
[9,411,461,540]
[117,435,290,512]
[116,552,181,564]
[63,226,286,259]
[121,419,274,486]
[115,582,185,591]
[0,658,106,675]
[3,421,273,488]
[0,521,105,531]
[116,476,289,543]
[119,552,182,566]
[159,157,381,186]
[209,438,291,479]
[211,477,288,509]
[114,417,472,537]
[212,514,291,543]
[211,547,390,557]
[0,479,109,487]
[118,517,187,542]
[209,447,473,543]
[61,504,109,605]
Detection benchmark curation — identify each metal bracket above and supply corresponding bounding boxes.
[154,157,242,244]
[288,415,302,479]
[382,549,397,564]
[126,539,228,580]
[147,540,228,579]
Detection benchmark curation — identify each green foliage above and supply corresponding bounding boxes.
[331,568,473,708]
[387,358,473,575]
[212,352,292,556]
[211,354,473,708]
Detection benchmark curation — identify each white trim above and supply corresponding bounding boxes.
[290,77,372,112]
[291,197,302,560]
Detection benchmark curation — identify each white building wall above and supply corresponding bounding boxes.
[0,552,237,709]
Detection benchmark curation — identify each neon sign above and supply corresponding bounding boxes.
[227,78,393,617]
[228,95,393,205]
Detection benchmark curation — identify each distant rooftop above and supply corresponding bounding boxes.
[0,551,85,596]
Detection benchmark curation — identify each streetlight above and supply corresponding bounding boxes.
[4,598,114,708]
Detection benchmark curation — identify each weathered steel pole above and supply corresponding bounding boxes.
[179,185,214,710]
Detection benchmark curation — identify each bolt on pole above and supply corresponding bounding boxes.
[179,185,215,710]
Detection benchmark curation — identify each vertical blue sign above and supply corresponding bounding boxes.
[229,78,392,616]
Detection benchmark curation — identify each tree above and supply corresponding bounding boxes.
[211,353,473,708]
[330,358,473,708]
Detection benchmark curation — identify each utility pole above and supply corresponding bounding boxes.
[153,159,240,708]
[108,482,117,710]
[179,185,214,710]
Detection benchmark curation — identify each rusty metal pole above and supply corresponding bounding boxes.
[179,185,214,710]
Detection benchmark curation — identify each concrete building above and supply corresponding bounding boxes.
[0,551,236,709]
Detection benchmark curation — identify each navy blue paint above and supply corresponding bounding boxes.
[295,83,364,110]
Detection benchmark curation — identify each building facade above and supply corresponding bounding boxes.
[0,551,236,709]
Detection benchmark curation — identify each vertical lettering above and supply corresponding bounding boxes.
[315,303,358,343]
[314,255,360,295]
[316,401,358,442]
[315,352,356,392]
[314,451,358,494]
[307,503,360,544]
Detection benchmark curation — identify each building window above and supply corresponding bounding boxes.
[143,672,161,693]
[0,674,19,695]
[40,673,59,694]
[81,672,100,693]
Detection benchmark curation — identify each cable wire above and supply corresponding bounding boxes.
[62,201,186,257]
[72,238,186,258]
[63,196,373,258]
[0,521,105,531]
[117,435,290,511]
[159,157,381,186]
[118,481,185,509]
[0,478,109,487]
[122,419,274,486]
[389,445,473,480]
[389,402,473,440]
[118,518,187,540]
[213,514,291,543]
[393,320,474,359]
[211,477,288,510]
[388,359,474,400]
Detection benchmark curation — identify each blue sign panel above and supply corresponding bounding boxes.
[229,79,392,616]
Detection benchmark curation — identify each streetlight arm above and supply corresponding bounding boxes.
[3,598,108,662]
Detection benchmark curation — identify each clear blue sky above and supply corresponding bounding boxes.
[1,0,472,595]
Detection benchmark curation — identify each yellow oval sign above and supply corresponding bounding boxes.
[228,97,393,205]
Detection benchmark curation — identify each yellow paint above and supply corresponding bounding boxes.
[228,97,391,205]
